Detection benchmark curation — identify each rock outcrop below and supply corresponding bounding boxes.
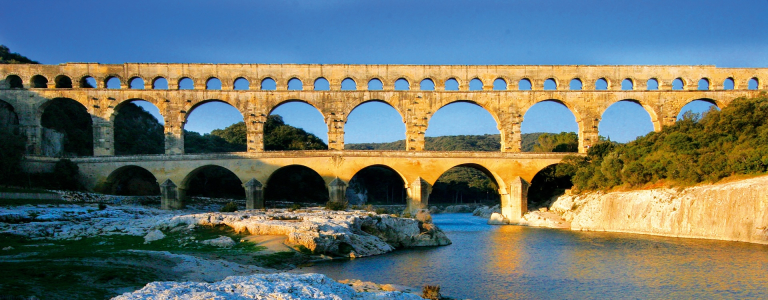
[113,273,424,300]
[540,175,768,244]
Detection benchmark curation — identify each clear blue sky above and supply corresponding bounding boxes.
[2,0,766,143]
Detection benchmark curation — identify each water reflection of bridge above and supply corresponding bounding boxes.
[2,63,765,220]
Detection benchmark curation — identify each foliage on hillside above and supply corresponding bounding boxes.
[264,115,327,151]
[559,95,768,191]
[346,132,572,152]
[114,103,164,155]
[0,45,38,64]
[41,99,93,157]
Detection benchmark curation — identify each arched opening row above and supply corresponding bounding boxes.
[7,74,762,91]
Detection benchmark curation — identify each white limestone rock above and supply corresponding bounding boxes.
[143,229,165,244]
[113,273,424,300]
[473,204,500,218]
[201,236,236,248]
[487,212,509,225]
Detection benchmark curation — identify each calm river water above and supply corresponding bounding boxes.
[299,213,768,299]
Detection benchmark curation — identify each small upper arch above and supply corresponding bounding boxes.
[492,78,507,90]
[518,78,532,90]
[261,77,277,90]
[367,78,383,91]
[748,77,759,90]
[444,78,460,91]
[569,78,583,90]
[206,77,222,90]
[314,77,330,91]
[469,78,484,91]
[4,74,23,89]
[621,78,634,90]
[104,75,123,89]
[129,76,145,89]
[595,78,609,90]
[722,77,735,90]
[420,78,435,91]
[55,75,73,88]
[672,78,685,90]
[287,77,303,90]
[341,77,357,91]
[80,76,97,88]
[31,75,48,88]
[394,78,410,91]
[543,78,557,90]
[233,77,250,90]
[178,77,194,90]
[697,78,710,90]
[152,77,168,89]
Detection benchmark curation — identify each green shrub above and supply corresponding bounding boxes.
[325,201,348,211]
[422,285,441,300]
[220,202,238,212]
[98,203,107,210]
[53,159,80,190]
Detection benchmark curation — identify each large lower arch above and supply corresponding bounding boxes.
[112,99,165,155]
[425,101,501,151]
[39,97,93,157]
[266,100,328,150]
[599,100,655,143]
[346,164,407,205]
[676,98,720,120]
[181,165,245,201]
[0,99,20,133]
[526,163,572,209]
[429,163,501,205]
[101,165,160,196]
[184,99,246,154]
[520,100,579,152]
[264,164,329,205]
[344,100,405,147]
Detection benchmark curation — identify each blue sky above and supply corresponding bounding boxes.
[2,0,766,143]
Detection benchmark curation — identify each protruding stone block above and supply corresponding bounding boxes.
[406,177,431,216]
[160,179,183,210]
[328,177,347,203]
[243,178,264,209]
[501,176,529,222]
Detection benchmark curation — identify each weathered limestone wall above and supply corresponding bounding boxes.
[551,176,768,244]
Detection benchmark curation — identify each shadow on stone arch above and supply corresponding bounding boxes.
[527,163,573,209]
[265,165,329,206]
[101,166,160,196]
[431,164,499,205]
[40,98,93,157]
[184,165,245,200]
[347,165,406,205]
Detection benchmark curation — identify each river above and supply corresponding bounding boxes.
[298,213,768,299]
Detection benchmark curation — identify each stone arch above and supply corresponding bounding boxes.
[429,99,501,130]
[102,165,160,196]
[150,77,166,89]
[420,78,435,91]
[647,78,660,90]
[429,162,504,204]
[55,75,73,88]
[569,78,583,90]
[129,76,145,89]
[104,75,122,89]
[346,164,408,205]
[469,78,484,91]
[110,98,165,155]
[723,77,735,90]
[672,78,685,90]
[522,98,582,127]
[5,75,23,89]
[0,99,20,133]
[184,98,245,126]
[394,78,410,91]
[341,77,357,91]
[79,76,96,88]
[493,78,507,90]
[622,78,634,90]
[367,78,383,90]
[599,99,657,141]
[314,77,330,91]
[31,75,48,88]
[233,77,250,90]
[287,77,303,90]
[595,78,609,90]
[675,98,721,120]
[698,78,710,90]
[206,77,222,90]
[108,97,164,122]
[345,99,405,124]
[181,164,245,200]
[543,78,558,90]
[264,164,329,204]
[444,78,460,91]
[527,163,572,208]
[178,77,194,90]
[518,78,532,90]
[261,77,277,90]
[268,99,327,121]
[748,77,759,90]
[38,97,94,157]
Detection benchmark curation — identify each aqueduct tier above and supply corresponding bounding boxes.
[1,63,766,220]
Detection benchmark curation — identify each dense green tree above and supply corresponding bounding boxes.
[0,45,39,64]
[559,96,768,192]
[264,115,327,150]
[114,103,164,155]
[40,99,93,156]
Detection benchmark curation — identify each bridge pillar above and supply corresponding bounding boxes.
[160,179,183,210]
[577,114,601,153]
[405,125,425,151]
[243,178,264,209]
[328,177,347,203]
[406,177,431,215]
[246,116,264,152]
[92,117,114,156]
[327,117,345,150]
[499,117,522,152]
[500,176,529,222]
[164,118,185,155]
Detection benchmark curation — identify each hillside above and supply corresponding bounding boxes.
[346,133,546,152]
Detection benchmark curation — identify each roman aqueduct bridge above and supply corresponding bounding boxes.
[1,63,765,220]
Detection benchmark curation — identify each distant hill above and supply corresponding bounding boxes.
[347,133,546,152]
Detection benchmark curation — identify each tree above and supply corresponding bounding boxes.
[0,45,39,64]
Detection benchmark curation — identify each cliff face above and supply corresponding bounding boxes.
[549,176,768,244]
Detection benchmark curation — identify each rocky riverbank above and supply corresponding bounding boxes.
[515,175,768,244]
